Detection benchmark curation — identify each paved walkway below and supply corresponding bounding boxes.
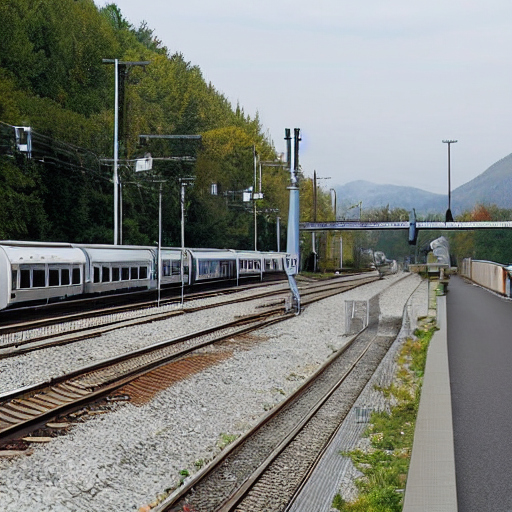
[446,276,512,512]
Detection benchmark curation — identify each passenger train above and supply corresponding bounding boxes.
[0,241,287,311]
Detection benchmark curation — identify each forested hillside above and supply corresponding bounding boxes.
[0,0,335,250]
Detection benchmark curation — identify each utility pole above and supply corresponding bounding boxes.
[254,146,258,251]
[285,128,301,314]
[442,139,457,222]
[103,58,150,245]
[312,170,331,272]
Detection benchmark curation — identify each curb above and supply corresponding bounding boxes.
[402,294,458,511]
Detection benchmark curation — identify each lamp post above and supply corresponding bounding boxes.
[442,139,457,222]
[102,58,150,245]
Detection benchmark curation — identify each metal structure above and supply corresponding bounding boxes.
[300,220,512,231]
[284,128,301,314]
[102,59,150,245]
[442,139,458,222]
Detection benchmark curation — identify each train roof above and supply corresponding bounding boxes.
[187,248,236,260]
[0,244,86,264]
[77,246,154,263]
[0,240,76,248]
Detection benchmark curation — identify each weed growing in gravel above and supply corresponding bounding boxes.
[332,320,437,511]
[217,432,239,449]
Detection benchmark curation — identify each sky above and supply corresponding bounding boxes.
[106,0,512,194]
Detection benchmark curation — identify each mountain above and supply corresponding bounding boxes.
[451,153,512,213]
[334,153,512,218]
[335,181,445,217]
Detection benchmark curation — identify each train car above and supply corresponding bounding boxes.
[0,241,86,310]
[159,248,192,287]
[236,250,264,280]
[262,252,286,273]
[189,248,238,284]
[0,241,289,311]
[75,244,156,295]
[373,251,398,276]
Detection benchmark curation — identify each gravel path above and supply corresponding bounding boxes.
[0,272,422,511]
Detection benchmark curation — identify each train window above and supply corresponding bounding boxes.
[140,266,148,279]
[248,261,253,270]
[112,267,120,281]
[49,269,59,287]
[163,260,171,277]
[11,270,17,290]
[121,267,129,280]
[61,268,70,285]
[93,267,100,283]
[255,261,260,270]
[171,261,180,276]
[33,269,45,288]
[20,269,30,289]
[131,267,139,279]
[101,266,110,282]
[72,268,81,285]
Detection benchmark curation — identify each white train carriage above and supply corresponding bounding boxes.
[159,248,192,286]
[235,250,265,280]
[262,252,286,273]
[76,245,156,295]
[0,241,86,310]
[189,248,237,283]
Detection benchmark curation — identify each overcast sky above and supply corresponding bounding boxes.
[108,0,512,194]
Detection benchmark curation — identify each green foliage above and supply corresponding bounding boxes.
[0,156,49,239]
[449,204,512,265]
[337,322,436,511]
[0,1,289,247]
[217,433,239,449]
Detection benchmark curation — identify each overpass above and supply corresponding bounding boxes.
[300,220,512,231]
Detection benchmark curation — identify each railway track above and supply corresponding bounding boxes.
[0,272,386,441]
[0,273,380,358]
[0,310,290,441]
[155,302,402,511]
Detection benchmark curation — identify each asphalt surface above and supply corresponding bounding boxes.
[447,276,512,512]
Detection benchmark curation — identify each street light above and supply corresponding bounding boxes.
[102,58,150,245]
[442,139,457,222]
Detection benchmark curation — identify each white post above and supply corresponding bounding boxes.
[119,179,122,245]
[253,146,258,251]
[277,216,281,252]
[181,180,186,305]
[340,236,343,270]
[158,183,162,307]
[114,58,119,245]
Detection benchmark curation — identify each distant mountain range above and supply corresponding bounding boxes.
[335,153,512,218]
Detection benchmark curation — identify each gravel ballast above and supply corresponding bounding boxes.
[0,272,424,511]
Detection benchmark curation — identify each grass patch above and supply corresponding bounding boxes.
[332,319,437,511]
[217,432,239,450]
